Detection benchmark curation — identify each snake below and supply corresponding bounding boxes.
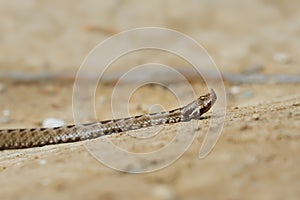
[0,89,216,150]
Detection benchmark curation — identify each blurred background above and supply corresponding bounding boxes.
[0,0,299,74]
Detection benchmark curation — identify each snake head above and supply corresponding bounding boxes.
[181,89,217,121]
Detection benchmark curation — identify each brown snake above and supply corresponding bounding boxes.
[0,89,216,150]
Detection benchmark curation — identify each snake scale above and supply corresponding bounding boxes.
[0,89,216,150]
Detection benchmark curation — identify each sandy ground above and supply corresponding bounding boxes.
[0,81,299,200]
[0,0,300,200]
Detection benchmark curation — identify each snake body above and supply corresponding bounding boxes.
[0,89,216,150]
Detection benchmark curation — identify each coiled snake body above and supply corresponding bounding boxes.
[0,89,216,150]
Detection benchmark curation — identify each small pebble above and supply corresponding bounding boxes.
[0,109,11,123]
[252,113,260,120]
[3,109,10,117]
[273,52,292,64]
[38,159,47,165]
[42,118,66,128]
[229,86,240,95]
[153,185,176,200]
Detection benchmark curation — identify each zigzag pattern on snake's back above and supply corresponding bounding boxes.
[0,89,217,150]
